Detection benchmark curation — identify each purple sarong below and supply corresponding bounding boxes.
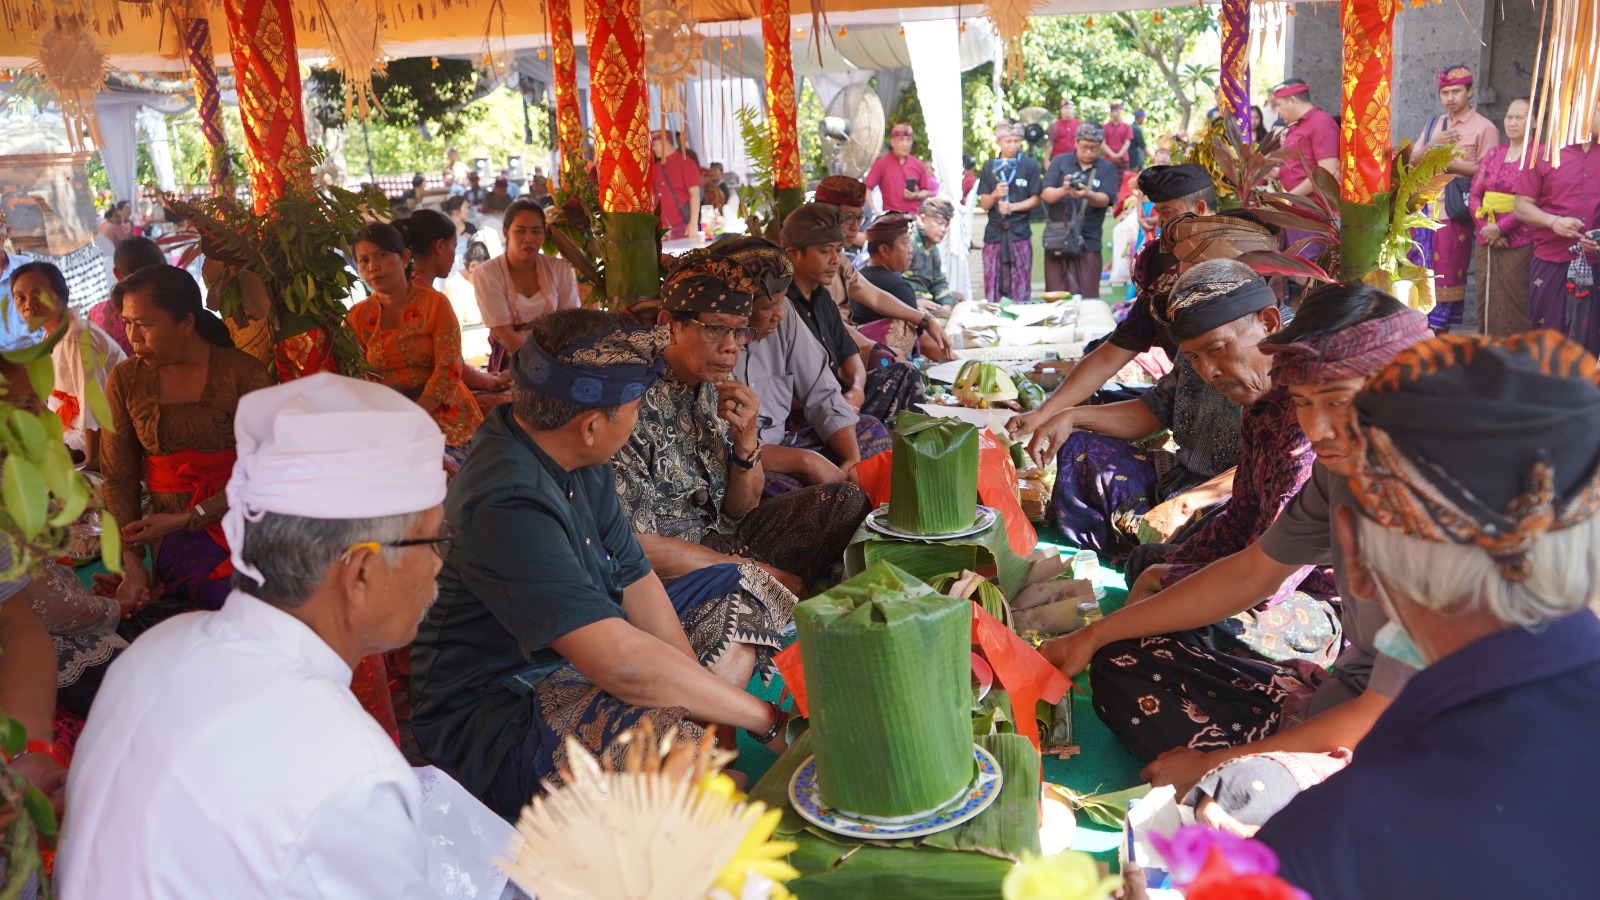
[1047,430,1162,558]
[1427,217,1473,328]
[982,239,1033,302]
[1531,256,1600,354]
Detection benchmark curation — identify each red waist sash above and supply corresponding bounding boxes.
[145,448,237,578]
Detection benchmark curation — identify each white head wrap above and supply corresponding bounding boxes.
[222,373,448,586]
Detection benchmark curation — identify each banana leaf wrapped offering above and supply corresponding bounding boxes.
[795,562,975,821]
[888,413,979,536]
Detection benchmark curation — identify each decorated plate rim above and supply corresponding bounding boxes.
[786,743,1004,841]
[864,505,998,541]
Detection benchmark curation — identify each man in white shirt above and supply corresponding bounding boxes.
[58,373,452,899]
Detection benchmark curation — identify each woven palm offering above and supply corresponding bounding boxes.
[795,562,975,821]
[887,414,979,535]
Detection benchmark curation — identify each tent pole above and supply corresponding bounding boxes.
[1338,0,1396,279]
[763,0,805,226]
[1220,0,1252,141]
[220,0,308,211]
[586,0,661,302]
[549,0,586,188]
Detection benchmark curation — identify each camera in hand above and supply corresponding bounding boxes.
[1066,170,1092,190]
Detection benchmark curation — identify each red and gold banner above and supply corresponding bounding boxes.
[547,0,585,185]
[761,0,802,190]
[1339,0,1395,204]
[1219,0,1251,141]
[221,0,307,212]
[585,0,652,213]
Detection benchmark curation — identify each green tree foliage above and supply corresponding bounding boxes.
[307,58,487,137]
[344,86,551,179]
[1110,8,1220,133]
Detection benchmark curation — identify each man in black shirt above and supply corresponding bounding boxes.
[852,213,919,324]
[1042,121,1121,298]
[782,203,926,425]
[977,123,1043,302]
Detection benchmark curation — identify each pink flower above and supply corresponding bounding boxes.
[1149,826,1280,887]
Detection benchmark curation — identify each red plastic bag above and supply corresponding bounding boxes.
[855,428,1037,557]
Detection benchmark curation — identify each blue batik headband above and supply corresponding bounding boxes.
[510,324,668,407]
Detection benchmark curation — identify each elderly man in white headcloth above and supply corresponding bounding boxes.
[57,373,451,899]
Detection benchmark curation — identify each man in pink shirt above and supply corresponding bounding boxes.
[864,123,938,215]
[1514,94,1600,353]
[1102,102,1133,169]
[1419,65,1502,328]
[1050,98,1081,160]
[1269,80,1339,197]
[651,129,702,240]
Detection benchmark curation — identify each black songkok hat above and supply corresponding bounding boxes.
[1138,164,1214,203]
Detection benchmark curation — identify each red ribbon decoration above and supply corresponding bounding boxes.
[220,0,307,211]
[761,0,803,190]
[1339,0,1396,203]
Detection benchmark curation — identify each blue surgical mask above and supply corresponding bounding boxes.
[1371,578,1429,670]
[1374,620,1428,670]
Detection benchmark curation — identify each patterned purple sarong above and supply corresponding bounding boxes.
[1047,430,1163,558]
[982,238,1034,303]
[762,416,891,498]
[1530,256,1600,354]
[118,527,234,641]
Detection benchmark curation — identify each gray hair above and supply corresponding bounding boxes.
[232,511,419,608]
[1354,515,1600,629]
[1168,258,1260,318]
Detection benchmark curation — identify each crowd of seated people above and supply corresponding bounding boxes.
[1,159,1594,900]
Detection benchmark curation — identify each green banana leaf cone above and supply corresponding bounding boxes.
[796,563,977,821]
[887,413,980,536]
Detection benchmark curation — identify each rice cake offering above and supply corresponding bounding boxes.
[887,414,979,536]
[795,562,974,822]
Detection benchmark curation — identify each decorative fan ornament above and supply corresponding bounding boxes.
[25,12,109,151]
[642,0,702,115]
[322,0,387,119]
[986,0,1039,80]
[499,722,800,900]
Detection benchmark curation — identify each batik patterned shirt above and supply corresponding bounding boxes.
[1157,385,1337,605]
[613,366,736,542]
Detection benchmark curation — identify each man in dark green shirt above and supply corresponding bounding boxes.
[410,309,792,816]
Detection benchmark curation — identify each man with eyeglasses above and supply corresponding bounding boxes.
[60,373,451,898]
[612,255,872,596]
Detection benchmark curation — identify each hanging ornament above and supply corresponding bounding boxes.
[898,24,904,36]
[430,56,440,69]
[1084,15,1095,26]
[837,25,847,37]
[323,0,388,120]
[538,47,548,59]
[987,0,1040,79]
[1152,10,1163,23]
[721,36,733,49]
[642,0,704,114]
[26,11,109,151]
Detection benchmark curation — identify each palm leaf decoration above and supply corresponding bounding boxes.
[159,146,385,377]
[736,105,779,241]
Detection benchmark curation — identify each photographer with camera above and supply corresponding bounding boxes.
[1041,122,1121,298]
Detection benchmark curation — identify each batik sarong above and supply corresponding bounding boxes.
[1089,630,1329,763]
[1473,242,1534,338]
[861,361,926,428]
[703,482,872,586]
[762,416,892,498]
[982,239,1034,303]
[118,528,234,641]
[480,562,794,815]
